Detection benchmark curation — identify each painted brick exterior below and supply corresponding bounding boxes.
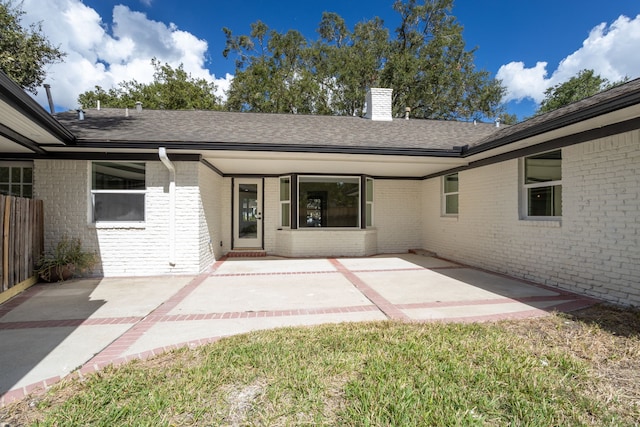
[198,164,223,268]
[34,160,206,276]
[421,130,640,306]
[274,229,377,257]
[374,179,423,254]
[263,177,280,252]
[365,88,393,121]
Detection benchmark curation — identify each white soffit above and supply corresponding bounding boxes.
[0,98,66,146]
[0,135,37,153]
[204,151,466,177]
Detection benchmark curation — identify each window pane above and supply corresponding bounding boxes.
[0,184,8,195]
[0,167,8,182]
[23,184,32,198]
[366,178,374,202]
[366,203,373,227]
[299,177,359,228]
[94,193,145,221]
[281,202,290,227]
[238,184,258,238]
[10,184,21,196]
[525,151,561,184]
[23,167,33,183]
[11,167,21,182]
[444,173,458,193]
[446,194,459,215]
[528,185,561,216]
[280,177,290,201]
[93,162,145,190]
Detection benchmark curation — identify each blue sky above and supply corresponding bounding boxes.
[20,0,640,120]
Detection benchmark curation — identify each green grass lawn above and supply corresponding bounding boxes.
[2,306,639,426]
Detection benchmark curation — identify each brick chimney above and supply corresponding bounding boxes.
[365,88,393,121]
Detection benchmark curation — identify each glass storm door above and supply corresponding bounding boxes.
[233,179,263,248]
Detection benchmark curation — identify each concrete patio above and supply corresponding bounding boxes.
[0,253,596,406]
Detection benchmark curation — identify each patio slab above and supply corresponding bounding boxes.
[0,253,597,406]
[171,273,372,314]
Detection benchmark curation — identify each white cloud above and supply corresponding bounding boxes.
[498,14,640,104]
[19,0,228,110]
[214,73,234,100]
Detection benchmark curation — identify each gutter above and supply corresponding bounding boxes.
[159,147,176,266]
[67,141,466,158]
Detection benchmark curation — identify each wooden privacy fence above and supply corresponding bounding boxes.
[0,195,44,293]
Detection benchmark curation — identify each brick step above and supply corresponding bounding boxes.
[226,250,267,258]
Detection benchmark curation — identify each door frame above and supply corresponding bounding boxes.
[232,177,264,249]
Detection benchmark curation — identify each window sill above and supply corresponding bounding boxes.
[89,222,146,230]
[518,218,561,228]
[440,215,459,221]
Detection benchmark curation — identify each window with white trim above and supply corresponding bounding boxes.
[365,177,374,227]
[91,162,146,222]
[279,176,291,227]
[0,163,33,198]
[298,176,360,228]
[442,173,459,215]
[523,150,562,217]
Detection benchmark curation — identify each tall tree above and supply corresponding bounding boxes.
[382,0,504,119]
[536,69,627,114]
[314,13,390,116]
[78,59,221,110]
[223,0,506,121]
[0,0,65,93]
[223,21,321,114]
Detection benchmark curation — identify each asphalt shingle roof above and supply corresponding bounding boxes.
[469,77,640,151]
[54,77,640,155]
[55,109,500,151]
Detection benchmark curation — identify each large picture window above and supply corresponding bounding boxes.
[298,176,360,228]
[92,162,146,222]
[523,150,562,217]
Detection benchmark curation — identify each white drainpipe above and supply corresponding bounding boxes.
[159,147,176,266]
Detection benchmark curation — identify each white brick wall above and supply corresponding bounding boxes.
[34,159,206,276]
[421,130,640,306]
[198,164,223,268]
[263,178,279,252]
[374,179,423,253]
[275,229,377,257]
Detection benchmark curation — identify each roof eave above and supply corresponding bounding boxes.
[65,140,466,157]
[465,87,640,157]
[0,71,76,145]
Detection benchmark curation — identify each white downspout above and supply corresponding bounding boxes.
[159,147,176,266]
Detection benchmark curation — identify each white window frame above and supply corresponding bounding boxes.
[521,150,562,219]
[90,161,146,224]
[297,175,361,229]
[279,176,291,228]
[442,173,459,216]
